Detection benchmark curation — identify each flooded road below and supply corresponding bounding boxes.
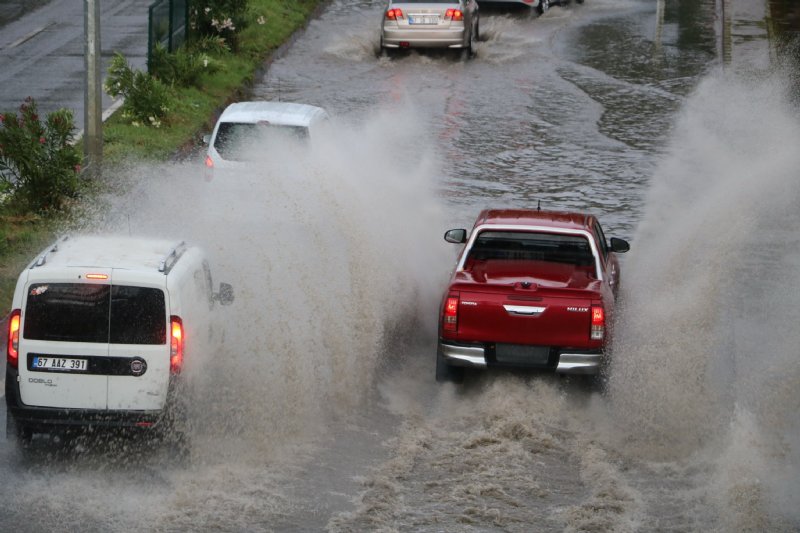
[3,0,800,531]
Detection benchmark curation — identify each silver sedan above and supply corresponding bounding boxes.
[380,0,480,55]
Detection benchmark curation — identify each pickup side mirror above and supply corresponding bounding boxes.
[202,134,211,145]
[444,229,467,244]
[214,282,234,305]
[610,237,630,253]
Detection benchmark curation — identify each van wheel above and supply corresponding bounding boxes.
[6,416,32,446]
[436,348,464,383]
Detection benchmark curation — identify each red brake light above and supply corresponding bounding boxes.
[205,155,214,168]
[386,8,403,20]
[170,316,184,374]
[445,8,463,21]
[443,295,459,333]
[7,309,20,369]
[591,306,605,340]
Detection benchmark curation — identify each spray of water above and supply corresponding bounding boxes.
[607,66,800,526]
[19,106,454,530]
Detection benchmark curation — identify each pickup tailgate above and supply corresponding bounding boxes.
[446,260,604,348]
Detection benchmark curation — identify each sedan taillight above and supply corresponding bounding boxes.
[386,8,404,20]
[445,8,464,21]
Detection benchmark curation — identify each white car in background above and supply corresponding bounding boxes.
[203,101,329,171]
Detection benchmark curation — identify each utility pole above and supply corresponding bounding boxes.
[84,0,103,177]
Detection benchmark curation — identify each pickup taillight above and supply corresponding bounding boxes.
[443,294,459,333]
[590,306,604,340]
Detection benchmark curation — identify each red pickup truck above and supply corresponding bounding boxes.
[436,209,630,383]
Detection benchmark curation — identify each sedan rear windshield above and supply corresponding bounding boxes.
[467,231,595,267]
[214,122,309,160]
[23,283,166,344]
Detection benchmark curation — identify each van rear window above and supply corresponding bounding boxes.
[24,283,166,345]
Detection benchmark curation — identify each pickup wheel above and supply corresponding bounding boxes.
[436,347,465,384]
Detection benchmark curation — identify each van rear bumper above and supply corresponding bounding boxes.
[5,364,165,432]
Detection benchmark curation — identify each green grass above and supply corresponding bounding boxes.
[0,0,324,312]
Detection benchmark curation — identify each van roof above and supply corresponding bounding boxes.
[30,235,186,273]
[218,101,327,127]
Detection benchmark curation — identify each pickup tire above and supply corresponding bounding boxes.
[436,347,465,384]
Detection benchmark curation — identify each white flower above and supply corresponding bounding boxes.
[257,16,266,25]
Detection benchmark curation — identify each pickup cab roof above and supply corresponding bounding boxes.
[474,209,594,232]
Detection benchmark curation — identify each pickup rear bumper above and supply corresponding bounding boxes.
[439,341,602,375]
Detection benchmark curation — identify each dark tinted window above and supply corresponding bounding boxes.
[214,122,309,160]
[24,283,165,345]
[468,231,595,267]
[24,283,110,343]
[110,286,166,344]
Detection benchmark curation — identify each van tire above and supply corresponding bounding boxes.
[6,415,32,446]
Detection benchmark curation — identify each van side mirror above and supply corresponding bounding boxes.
[444,229,467,244]
[610,238,630,253]
[202,134,211,144]
[215,282,234,305]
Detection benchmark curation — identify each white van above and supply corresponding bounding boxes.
[203,101,329,170]
[4,235,233,446]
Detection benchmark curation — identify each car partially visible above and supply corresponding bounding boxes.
[476,0,582,15]
[380,0,480,56]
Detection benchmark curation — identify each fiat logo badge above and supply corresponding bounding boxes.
[130,359,147,376]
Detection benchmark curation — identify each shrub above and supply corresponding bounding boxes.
[190,0,248,50]
[148,44,219,88]
[105,52,173,128]
[0,97,81,213]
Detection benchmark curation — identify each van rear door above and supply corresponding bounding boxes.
[106,275,170,411]
[19,277,111,410]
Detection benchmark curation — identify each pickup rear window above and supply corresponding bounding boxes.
[23,283,166,345]
[467,231,595,267]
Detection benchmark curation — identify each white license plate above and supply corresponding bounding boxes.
[32,356,88,372]
[409,15,438,25]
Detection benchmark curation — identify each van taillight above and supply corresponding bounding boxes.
[205,155,214,168]
[443,295,459,333]
[7,309,20,369]
[170,316,183,374]
[386,8,403,20]
[590,306,604,340]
